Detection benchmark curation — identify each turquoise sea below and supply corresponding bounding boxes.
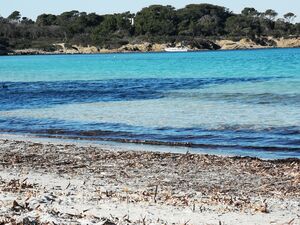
[0,48,300,158]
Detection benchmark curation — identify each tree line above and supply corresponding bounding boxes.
[0,4,299,51]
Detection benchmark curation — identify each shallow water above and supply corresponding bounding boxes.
[0,49,300,158]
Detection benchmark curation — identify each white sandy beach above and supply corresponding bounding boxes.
[0,136,299,224]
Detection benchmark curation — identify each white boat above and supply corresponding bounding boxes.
[164,47,189,52]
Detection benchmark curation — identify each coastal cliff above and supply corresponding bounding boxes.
[6,37,300,55]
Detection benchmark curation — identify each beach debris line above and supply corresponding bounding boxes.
[0,139,299,224]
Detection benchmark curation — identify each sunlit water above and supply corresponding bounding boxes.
[0,49,299,158]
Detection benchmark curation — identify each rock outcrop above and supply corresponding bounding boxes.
[217,37,300,50]
[216,38,266,50]
[274,37,300,48]
[54,43,100,54]
[187,39,221,50]
[119,43,168,52]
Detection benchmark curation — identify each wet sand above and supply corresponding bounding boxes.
[0,138,299,224]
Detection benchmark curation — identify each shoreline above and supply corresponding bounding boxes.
[2,46,300,57]
[1,37,300,56]
[0,137,299,224]
[0,133,299,160]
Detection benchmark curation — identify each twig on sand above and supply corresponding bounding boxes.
[184,219,190,225]
[66,182,71,189]
[154,185,158,203]
[287,218,295,224]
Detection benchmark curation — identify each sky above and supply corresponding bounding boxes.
[0,0,299,22]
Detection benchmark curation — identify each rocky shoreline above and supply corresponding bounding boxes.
[0,137,299,224]
[2,37,300,56]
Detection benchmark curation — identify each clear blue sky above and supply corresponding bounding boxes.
[0,0,299,22]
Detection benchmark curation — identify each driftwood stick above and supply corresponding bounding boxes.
[154,185,158,203]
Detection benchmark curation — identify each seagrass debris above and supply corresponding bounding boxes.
[0,139,299,224]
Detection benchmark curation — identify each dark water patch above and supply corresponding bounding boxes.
[0,117,299,155]
[0,77,280,111]
[168,92,300,106]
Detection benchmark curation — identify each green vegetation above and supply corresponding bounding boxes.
[0,4,299,52]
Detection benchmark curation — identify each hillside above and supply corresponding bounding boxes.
[0,4,299,54]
